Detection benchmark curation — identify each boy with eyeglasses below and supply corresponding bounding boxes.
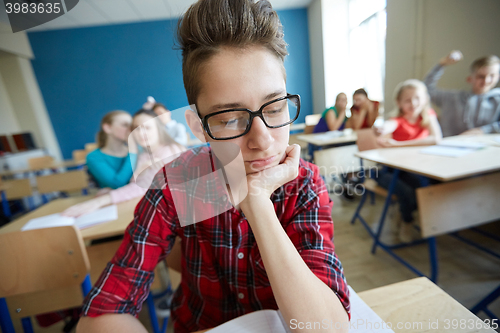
[77,1,350,332]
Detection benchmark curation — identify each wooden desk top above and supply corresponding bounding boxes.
[194,277,493,333]
[0,159,86,177]
[0,196,141,242]
[289,123,306,132]
[297,131,358,146]
[358,277,494,332]
[355,143,500,182]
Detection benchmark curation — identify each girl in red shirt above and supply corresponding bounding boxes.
[375,79,443,243]
[377,79,442,146]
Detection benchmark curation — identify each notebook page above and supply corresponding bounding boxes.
[22,213,75,231]
[21,205,118,231]
[438,141,486,149]
[312,131,344,141]
[419,146,476,157]
[207,309,287,333]
[75,205,118,229]
[349,286,395,333]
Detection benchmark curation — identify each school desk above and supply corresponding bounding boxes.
[193,277,495,333]
[0,196,171,332]
[0,196,141,242]
[295,130,358,163]
[297,130,358,148]
[289,122,306,133]
[353,137,500,283]
[0,159,86,178]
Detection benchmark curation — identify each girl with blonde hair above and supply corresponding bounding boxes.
[375,79,443,243]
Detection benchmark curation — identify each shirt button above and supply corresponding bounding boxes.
[222,196,227,202]
[238,293,244,299]
[237,252,244,259]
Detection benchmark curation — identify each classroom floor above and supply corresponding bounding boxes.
[19,190,500,332]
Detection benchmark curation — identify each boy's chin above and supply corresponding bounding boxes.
[245,162,278,175]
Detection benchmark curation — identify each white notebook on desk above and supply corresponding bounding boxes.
[419,140,488,157]
[21,205,118,231]
[206,286,393,333]
[311,131,344,141]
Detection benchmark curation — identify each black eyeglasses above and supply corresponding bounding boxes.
[197,94,300,140]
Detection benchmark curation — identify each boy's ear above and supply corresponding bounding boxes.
[185,109,207,143]
[466,75,472,84]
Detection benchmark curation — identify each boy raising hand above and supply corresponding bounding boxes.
[424,50,500,136]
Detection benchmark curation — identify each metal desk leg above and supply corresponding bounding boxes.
[351,191,368,225]
[428,237,438,283]
[21,317,34,333]
[81,275,92,296]
[371,169,400,254]
[0,298,15,333]
[471,284,500,320]
[1,191,10,219]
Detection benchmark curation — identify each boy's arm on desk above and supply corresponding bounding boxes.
[77,314,148,333]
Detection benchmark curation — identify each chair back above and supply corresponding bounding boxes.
[0,226,90,318]
[356,129,382,151]
[27,156,54,170]
[72,149,88,162]
[36,170,88,194]
[0,178,32,200]
[304,114,321,134]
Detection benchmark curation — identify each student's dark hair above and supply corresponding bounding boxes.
[97,110,130,148]
[132,109,181,147]
[152,103,169,112]
[353,88,368,97]
[133,108,157,119]
[470,55,500,73]
[177,0,288,105]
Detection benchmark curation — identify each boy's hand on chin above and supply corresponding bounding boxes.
[244,144,300,200]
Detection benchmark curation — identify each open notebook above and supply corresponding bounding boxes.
[206,286,394,332]
[21,205,118,231]
[420,141,487,157]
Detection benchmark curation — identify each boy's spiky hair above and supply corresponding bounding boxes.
[177,0,288,105]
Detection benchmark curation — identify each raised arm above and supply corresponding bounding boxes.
[424,50,463,107]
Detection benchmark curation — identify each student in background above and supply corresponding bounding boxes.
[313,92,348,133]
[375,79,442,243]
[63,109,185,217]
[86,111,137,190]
[152,103,189,146]
[345,88,380,130]
[424,50,500,136]
[77,0,349,332]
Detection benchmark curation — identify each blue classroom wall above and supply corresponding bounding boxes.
[28,8,312,159]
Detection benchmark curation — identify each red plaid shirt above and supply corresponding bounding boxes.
[82,146,350,332]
